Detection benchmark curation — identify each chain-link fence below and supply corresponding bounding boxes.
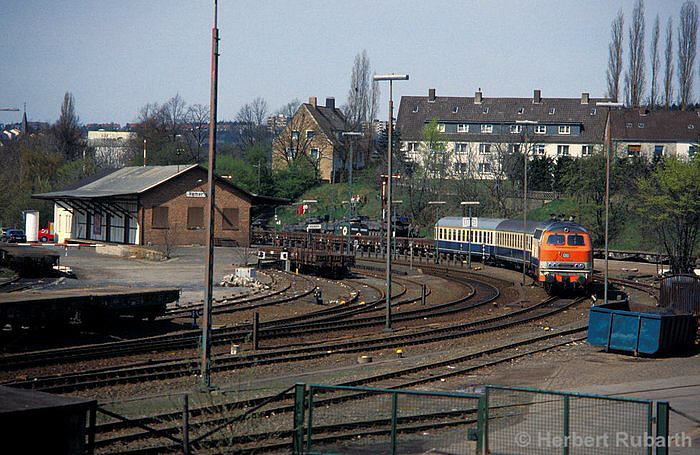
[482,385,668,455]
[297,384,482,455]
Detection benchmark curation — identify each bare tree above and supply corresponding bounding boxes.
[625,0,646,107]
[236,97,269,147]
[649,15,661,108]
[664,16,675,110]
[606,10,625,102]
[160,94,188,141]
[184,103,209,162]
[677,0,698,110]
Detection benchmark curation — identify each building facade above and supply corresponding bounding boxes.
[271,96,362,183]
[87,130,137,167]
[34,165,281,247]
[396,89,609,178]
[609,110,699,161]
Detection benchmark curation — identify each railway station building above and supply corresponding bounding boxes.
[33,164,283,247]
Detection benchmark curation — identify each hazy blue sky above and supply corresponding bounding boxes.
[0,0,693,125]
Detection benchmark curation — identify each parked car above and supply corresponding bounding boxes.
[3,229,26,243]
[38,228,55,242]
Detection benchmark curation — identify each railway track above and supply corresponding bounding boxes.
[93,324,588,453]
[4,286,584,394]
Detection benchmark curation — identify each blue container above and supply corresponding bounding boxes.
[588,302,697,355]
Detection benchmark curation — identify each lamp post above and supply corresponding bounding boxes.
[373,73,409,332]
[428,201,446,263]
[596,101,623,305]
[516,120,538,286]
[460,201,479,269]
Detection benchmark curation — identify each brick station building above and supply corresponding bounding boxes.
[33,164,282,247]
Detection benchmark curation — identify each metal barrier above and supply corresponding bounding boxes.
[295,384,483,454]
[482,385,669,455]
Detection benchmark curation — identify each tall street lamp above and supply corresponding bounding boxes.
[596,101,623,305]
[373,73,409,332]
[428,201,446,263]
[460,201,479,269]
[516,120,538,286]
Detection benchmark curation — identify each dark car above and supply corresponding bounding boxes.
[3,229,26,243]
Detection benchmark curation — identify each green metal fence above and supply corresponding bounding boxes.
[481,385,670,455]
[294,384,483,454]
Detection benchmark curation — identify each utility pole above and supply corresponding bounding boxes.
[200,0,219,390]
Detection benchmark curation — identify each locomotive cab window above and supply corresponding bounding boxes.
[547,234,566,245]
[567,234,586,246]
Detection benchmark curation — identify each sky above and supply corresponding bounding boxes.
[0,0,694,125]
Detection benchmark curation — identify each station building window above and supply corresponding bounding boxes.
[222,208,239,230]
[187,207,204,230]
[152,206,169,229]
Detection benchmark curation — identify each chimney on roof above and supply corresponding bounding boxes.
[428,88,436,102]
[309,96,317,107]
[581,92,590,104]
[325,97,335,109]
[533,90,541,104]
[474,89,482,104]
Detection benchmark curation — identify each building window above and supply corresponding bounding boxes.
[581,145,591,156]
[482,107,489,114]
[306,130,315,139]
[452,106,459,113]
[455,143,469,154]
[517,107,524,115]
[638,123,645,128]
[437,123,445,132]
[688,124,695,130]
[409,142,419,151]
[187,207,204,230]
[535,125,547,134]
[412,105,419,113]
[590,108,597,115]
[627,144,641,157]
[152,206,169,229]
[222,208,239,230]
[508,144,521,153]
[534,144,546,155]
[549,108,556,115]
[478,162,492,173]
[454,162,468,173]
[457,124,469,133]
[310,148,320,160]
[481,124,493,133]
[510,125,523,133]
[626,123,633,128]
[285,148,295,160]
[291,130,300,140]
[479,143,492,154]
[557,145,569,156]
[654,145,664,160]
[558,125,571,135]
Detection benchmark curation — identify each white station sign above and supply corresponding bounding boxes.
[186,191,207,198]
[461,217,478,228]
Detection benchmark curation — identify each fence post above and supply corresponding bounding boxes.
[655,401,669,455]
[182,394,190,455]
[390,392,398,455]
[293,383,305,455]
[647,403,654,455]
[87,403,96,455]
[482,387,490,455]
[306,387,315,453]
[421,284,426,306]
[252,311,259,351]
[563,395,570,455]
[476,394,487,453]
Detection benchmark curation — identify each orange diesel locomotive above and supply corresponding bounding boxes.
[436,217,593,294]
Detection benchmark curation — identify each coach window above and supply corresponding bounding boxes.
[222,208,239,230]
[568,234,586,246]
[187,207,204,230]
[152,206,169,229]
[547,234,566,245]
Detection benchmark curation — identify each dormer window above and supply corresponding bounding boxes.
[590,108,597,115]
[535,125,547,134]
[481,124,493,133]
[510,125,523,134]
[517,108,524,115]
[689,124,695,129]
[412,106,419,113]
[437,123,445,132]
[452,106,459,113]
[457,124,469,133]
[558,125,571,135]
[548,108,556,115]
[482,107,489,114]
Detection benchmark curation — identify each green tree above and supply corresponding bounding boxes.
[637,156,700,273]
[52,92,84,161]
[273,159,317,201]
